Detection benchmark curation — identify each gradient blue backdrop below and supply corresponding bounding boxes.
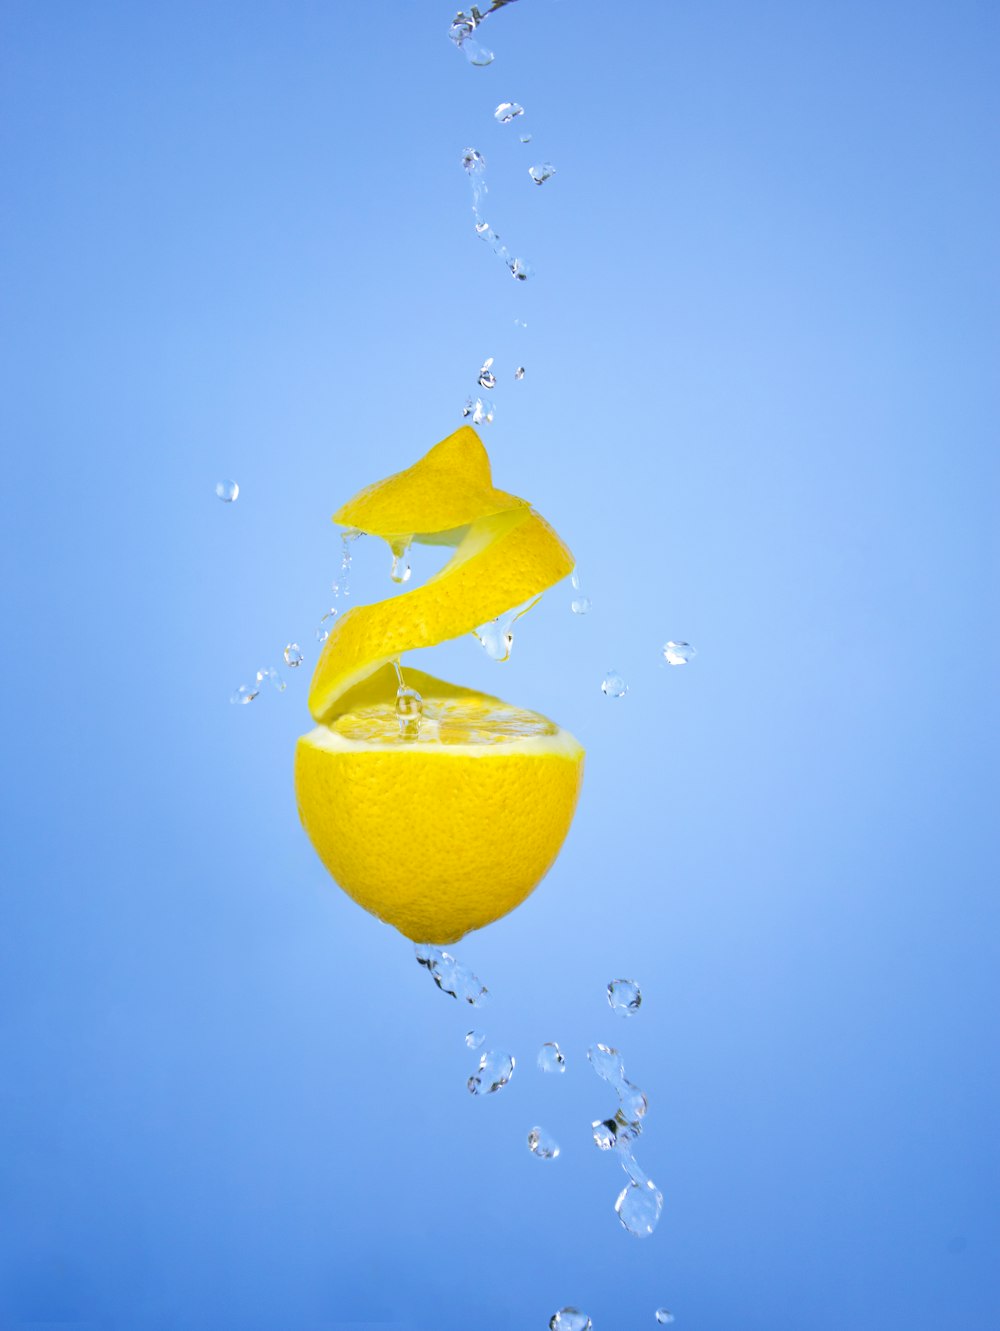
[2,2,997,1328]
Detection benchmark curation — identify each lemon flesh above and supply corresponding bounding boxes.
[295,428,584,943]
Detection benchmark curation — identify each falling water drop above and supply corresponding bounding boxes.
[519,131,533,143]
[214,479,239,503]
[467,1048,515,1095]
[549,1310,591,1331]
[494,101,524,123]
[615,1179,664,1237]
[601,671,628,698]
[608,978,642,1017]
[462,397,495,426]
[316,609,338,643]
[592,1119,619,1150]
[473,596,539,662]
[655,1312,675,1325]
[389,539,413,584]
[618,1081,649,1125]
[230,683,258,705]
[415,944,489,1006]
[587,1043,626,1091]
[514,365,525,381]
[465,1030,486,1050]
[571,596,591,615]
[283,643,304,668]
[255,666,286,694]
[527,1126,560,1160]
[509,256,533,281]
[528,162,557,185]
[478,357,497,390]
[662,641,697,666]
[463,38,494,66]
[537,1042,566,1074]
[462,147,487,174]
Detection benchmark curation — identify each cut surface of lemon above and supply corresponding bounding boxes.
[295,428,584,944]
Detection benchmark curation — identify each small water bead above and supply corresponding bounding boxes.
[655,1313,675,1326]
[462,147,487,174]
[519,131,532,143]
[662,641,697,666]
[513,317,528,329]
[618,1082,649,1124]
[608,978,642,1017]
[389,541,412,584]
[316,608,338,643]
[214,479,239,503]
[448,15,476,44]
[468,1048,515,1095]
[462,396,495,426]
[474,596,539,663]
[494,101,524,124]
[601,670,628,698]
[514,366,525,381]
[255,666,286,694]
[465,1030,486,1050]
[615,1179,664,1237]
[478,357,497,390]
[537,1041,566,1074]
[549,1310,591,1331]
[571,596,591,615]
[396,686,423,738]
[592,1119,618,1150]
[230,683,258,705]
[528,162,556,186]
[415,944,489,1006]
[283,643,303,668]
[509,256,533,281]
[587,1043,626,1090]
[527,1126,560,1160]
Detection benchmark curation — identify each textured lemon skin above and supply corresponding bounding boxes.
[295,728,585,944]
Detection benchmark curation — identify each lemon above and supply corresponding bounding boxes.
[295,427,584,944]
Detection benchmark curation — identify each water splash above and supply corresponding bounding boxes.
[537,1041,566,1074]
[473,595,540,662]
[468,1048,515,1095]
[608,978,642,1017]
[527,1126,560,1159]
[415,943,489,1006]
[662,641,697,666]
[463,148,534,281]
[214,479,239,503]
[283,643,303,668]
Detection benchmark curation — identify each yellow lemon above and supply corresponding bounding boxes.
[295,427,584,944]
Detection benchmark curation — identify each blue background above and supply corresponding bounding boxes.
[2,2,997,1328]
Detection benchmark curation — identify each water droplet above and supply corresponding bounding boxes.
[615,1179,664,1237]
[468,1048,515,1095]
[608,978,642,1017]
[283,643,303,668]
[571,596,591,615]
[474,595,539,662]
[463,38,494,65]
[655,1312,675,1325]
[396,686,423,739]
[390,539,412,584]
[478,357,497,390]
[570,571,581,590]
[662,641,697,666]
[527,1126,560,1159]
[494,101,524,124]
[214,479,239,503]
[529,162,556,185]
[587,1043,626,1090]
[509,255,533,281]
[618,1081,648,1124]
[465,1030,486,1050]
[514,365,525,381]
[316,608,338,643]
[537,1041,566,1074]
[462,396,495,426]
[513,317,528,329]
[255,666,286,693]
[519,131,533,143]
[462,147,487,174]
[549,1310,591,1331]
[475,219,492,236]
[592,1119,618,1150]
[230,683,258,705]
[449,15,476,44]
[415,944,489,1006]
[601,671,628,698]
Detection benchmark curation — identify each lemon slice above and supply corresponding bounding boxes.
[295,428,584,943]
